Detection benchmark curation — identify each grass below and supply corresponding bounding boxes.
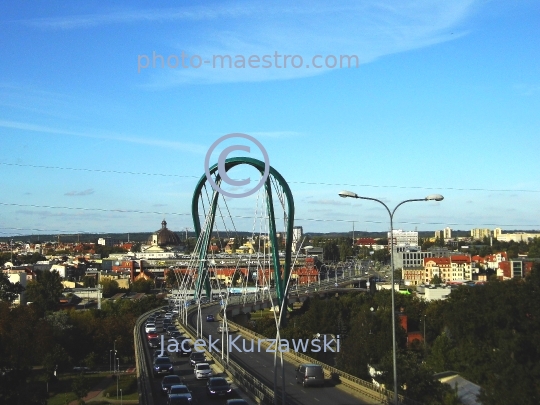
[102,374,138,398]
[43,372,110,405]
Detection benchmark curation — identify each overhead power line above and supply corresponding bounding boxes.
[1,201,539,229]
[1,162,539,193]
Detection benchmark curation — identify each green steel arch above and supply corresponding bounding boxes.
[191,157,295,319]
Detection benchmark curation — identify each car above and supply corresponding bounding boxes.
[295,364,325,387]
[154,350,168,359]
[147,332,159,340]
[165,312,173,319]
[217,322,236,333]
[148,337,160,349]
[206,377,232,398]
[189,352,206,367]
[206,314,215,322]
[168,384,192,401]
[194,363,212,379]
[145,323,156,333]
[166,326,177,335]
[153,356,174,376]
[170,331,183,339]
[161,374,183,395]
[167,394,192,405]
[226,400,249,405]
[72,366,90,372]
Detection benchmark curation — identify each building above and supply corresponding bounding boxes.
[497,260,534,280]
[416,285,453,301]
[423,256,472,283]
[138,220,183,258]
[470,228,491,240]
[493,228,540,242]
[388,230,418,248]
[393,245,432,269]
[292,226,303,252]
[7,271,27,305]
[401,268,424,286]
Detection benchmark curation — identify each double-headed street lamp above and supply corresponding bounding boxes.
[339,190,443,404]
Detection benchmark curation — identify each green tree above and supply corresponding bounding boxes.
[430,275,443,284]
[25,270,63,312]
[72,373,90,404]
[100,279,119,298]
[166,271,178,288]
[372,248,390,264]
[132,279,154,293]
[427,333,457,372]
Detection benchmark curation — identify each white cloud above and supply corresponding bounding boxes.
[21,1,481,85]
[0,119,207,154]
[65,189,95,197]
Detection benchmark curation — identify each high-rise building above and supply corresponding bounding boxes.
[292,226,303,252]
[388,229,418,248]
[470,228,491,240]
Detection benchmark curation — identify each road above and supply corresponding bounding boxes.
[141,310,254,405]
[189,304,381,405]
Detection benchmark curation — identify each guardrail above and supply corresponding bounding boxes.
[223,307,423,405]
[180,302,283,405]
[134,306,167,405]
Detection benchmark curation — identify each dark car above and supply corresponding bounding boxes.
[167,394,192,405]
[166,326,177,335]
[170,331,183,339]
[153,356,174,376]
[161,375,183,395]
[189,352,206,367]
[148,337,160,349]
[206,314,215,322]
[295,364,324,387]
[226,400,249,405]
[168,385,192,402]
[206,377,232,398]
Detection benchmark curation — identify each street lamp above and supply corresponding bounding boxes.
[116,358,120,399]
[339,190,443,404]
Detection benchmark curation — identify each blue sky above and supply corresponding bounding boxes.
[1,0,539,238]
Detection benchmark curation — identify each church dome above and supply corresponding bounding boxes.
[150,220,181,247]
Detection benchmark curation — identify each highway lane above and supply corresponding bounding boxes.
[189,305,380,405]
[141,309,254,405]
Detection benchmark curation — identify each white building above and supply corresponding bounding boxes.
[388,230,418,248]
[292,226,303,252]
[470,228,491,240]
[7,272,27,305]
[493,228,540,242]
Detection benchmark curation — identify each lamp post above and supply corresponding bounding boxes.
[116,358,120,399]
[339,190,443,404]
[423,314,427,348]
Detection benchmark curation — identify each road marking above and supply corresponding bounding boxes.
[314,399,319,402]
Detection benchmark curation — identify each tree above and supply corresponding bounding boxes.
[132,279,154,293]
[166,271,178,288]
[100,279,119,298]
[0,272,24,303]
[72,373,90,404]
[430,275,443,284]
[25,270,63,312]
[372,248,390,264]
